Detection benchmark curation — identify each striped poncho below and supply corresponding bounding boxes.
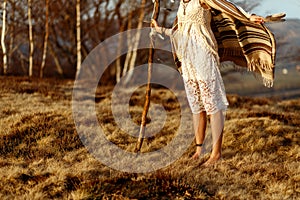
[171,0,276,87]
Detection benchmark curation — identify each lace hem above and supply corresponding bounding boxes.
[184,78,228,115]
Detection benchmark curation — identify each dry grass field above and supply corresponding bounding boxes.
[0,76,299,199]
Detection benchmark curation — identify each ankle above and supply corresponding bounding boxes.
[210,151,222,160]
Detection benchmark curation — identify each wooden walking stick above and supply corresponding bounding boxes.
[135,0,160,153]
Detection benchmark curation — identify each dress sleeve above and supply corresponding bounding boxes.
[164,28,173,37]
[205,0,251,21]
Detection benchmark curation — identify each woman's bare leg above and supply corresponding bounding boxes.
[203,110,224,166]
[192,111,207,159]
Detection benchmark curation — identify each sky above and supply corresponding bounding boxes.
[253,0,300,19]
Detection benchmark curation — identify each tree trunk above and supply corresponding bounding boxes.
[115,0,125,83]
[122,11,133,77]
[40,0,50,78]
[116,23,125,83]
[28,0,34,77]
[75,0,82,78]
[1,0,8,75]
[9,0,15,65]
[49,43,64,77]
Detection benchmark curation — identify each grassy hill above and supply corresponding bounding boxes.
[0,77,299,199]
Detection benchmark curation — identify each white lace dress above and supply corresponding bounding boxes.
[171,0,229,115]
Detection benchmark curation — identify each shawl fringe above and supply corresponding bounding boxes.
[263,78,274,88]
[248,60,274,88]
[248,60,274,72]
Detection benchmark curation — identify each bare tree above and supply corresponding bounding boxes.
[75,0,81,77]
[121,0,148,83]
[40,0,49,78]
[115,0,125,83]
[49,43,64,76]
[28,0,34,77]
[1,0,8,75]
[8,0,15,68]
[0,0,171,78]
[123,0,147,84]
[122,10,133,78]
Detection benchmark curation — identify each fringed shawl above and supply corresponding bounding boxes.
[171,0,276,87]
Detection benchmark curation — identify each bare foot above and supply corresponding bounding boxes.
[202,154,221,167]
[192,152,200,160]
[191,147,202,160]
